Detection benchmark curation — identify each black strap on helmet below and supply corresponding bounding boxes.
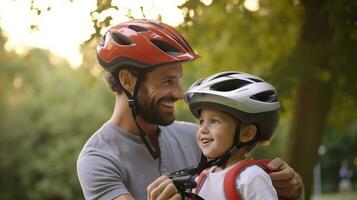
[196,123,260,169]
[122,73,159,159]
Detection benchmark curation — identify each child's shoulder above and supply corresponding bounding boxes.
[238,165,272,184]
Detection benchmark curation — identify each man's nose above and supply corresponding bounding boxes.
[172,84,184,99]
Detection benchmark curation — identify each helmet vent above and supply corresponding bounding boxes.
[211,72,240,80]
[248,78,263,82]
[210,79,251,92]
[170,35,189,52]
[128,25,148,32]
[99,33,106,47]
[250,90,278,102]
[151,39,180,55]
[111,32,132,45]
[193,78,204,86]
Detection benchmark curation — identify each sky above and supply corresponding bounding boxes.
[0,0,259,67]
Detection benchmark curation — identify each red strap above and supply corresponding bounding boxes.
[195,169,208,194]
[224,159,267,200]
[195,160,271,199]
[224,159,293,200]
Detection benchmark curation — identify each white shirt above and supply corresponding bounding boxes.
[197,163,278,200]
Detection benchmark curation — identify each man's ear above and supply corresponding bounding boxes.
[118,69,137,95]
[239,124,257,143]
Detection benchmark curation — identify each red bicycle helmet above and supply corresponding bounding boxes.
[97,19,199,72]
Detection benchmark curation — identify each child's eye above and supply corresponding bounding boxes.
[211,119,219,124]
[198,119,204,125]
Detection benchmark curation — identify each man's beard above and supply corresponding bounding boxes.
[136,85,176,126]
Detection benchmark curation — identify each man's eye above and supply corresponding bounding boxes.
[163,79,173,85]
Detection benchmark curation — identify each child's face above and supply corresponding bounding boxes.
[196,108,238,158]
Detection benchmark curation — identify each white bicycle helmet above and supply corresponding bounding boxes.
[185,71,280,141]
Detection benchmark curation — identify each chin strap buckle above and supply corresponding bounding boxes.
[128,99,135,108]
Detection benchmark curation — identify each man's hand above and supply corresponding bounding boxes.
[267,158,305,200]
[147,175,181,200]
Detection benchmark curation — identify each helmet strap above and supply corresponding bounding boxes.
[123,73,144,115]
[122,74,159,159]
[198,123,260,168]
[212,123,242,167]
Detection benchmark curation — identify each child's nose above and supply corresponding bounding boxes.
[199,124,209,134]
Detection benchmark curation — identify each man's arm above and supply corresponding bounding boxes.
[267,158,305,200]
[146,176,181,200]
[77,153,130,200]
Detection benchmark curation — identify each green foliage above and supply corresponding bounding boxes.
[0,47,113,199]
[180,0,301,79]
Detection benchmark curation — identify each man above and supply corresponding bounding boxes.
[77,19,303,200]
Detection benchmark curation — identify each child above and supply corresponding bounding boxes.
[184,71,280,200]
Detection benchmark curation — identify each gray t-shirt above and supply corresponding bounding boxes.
[77,121,201,200]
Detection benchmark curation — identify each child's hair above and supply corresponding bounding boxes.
[185,71,280,148]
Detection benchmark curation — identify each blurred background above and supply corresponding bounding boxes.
[0,0,356,199]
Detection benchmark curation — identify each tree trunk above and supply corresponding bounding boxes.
[285,0,334,199]
[286,72,333,199]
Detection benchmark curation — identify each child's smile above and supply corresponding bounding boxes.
[196,108,237,158]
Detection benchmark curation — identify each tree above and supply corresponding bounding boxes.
[0,34,114,199]
[277,0,357,198]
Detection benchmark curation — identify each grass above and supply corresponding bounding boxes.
[311,192,356,200]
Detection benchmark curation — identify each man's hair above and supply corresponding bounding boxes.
[105,66,148,93]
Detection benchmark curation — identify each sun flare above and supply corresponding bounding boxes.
[0,0,193,67]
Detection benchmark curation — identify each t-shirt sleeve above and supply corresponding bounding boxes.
[237,166,278,200]
[77,150,129,200]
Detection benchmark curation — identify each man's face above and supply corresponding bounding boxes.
[136,63,184,126]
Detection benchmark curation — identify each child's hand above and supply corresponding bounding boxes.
[147,175,181,200]
[267,158,304,200]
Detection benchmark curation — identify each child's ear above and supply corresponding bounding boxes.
[118,69,137,95]
[239,124,257,143]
